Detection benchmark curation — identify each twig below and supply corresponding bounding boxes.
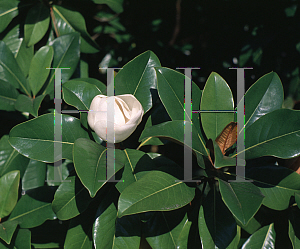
[169,0,181,46]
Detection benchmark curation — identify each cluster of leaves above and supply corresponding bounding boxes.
[1,0,300,249]
[2,48,300,248]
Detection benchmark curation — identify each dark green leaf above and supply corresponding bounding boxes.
[71,78,107,94]
[0,41,30,96]
[0,135,29,178]
[112,214,141,249]
[62,80,104,128]
[92,0,124,13]
[115,149,156,193]
[248,165,300,210]
[0,220,18,245]
[24,3,50,47]
[244,109,300,159]
[52,176,92,220]
[14,94,46,117]
[0,228,31,249]
[28,46,53,97]
[235,216,262,235]
[198,188,239,248]
[44,33,80,95]
[9,113,89,162]
[52,5,99,53]
[155,67,201,123]
[73,138,125,197]
[139,120,209,159]
[2,24,22,56]
[93,187,118,249]
[15,39,34,77]
[241,224,275,249]
[22,159,46,191]
[218,179,264,226]
[118,171,195,217]
[200,72,234,140]
[9,186,56,228]
[138,102,169,148]
[138,116,164,147]
[0,171,20,219]
[175,215,192,249]
[0,0,19,33]
[115,51,161,113]
[210,139,238,168]
[0,80,19,111]
[243,72,284,130]
[64,208,94,249]
[289,207,300,249]
[46,160,71,186]
[93,186,141,249]
[144,208,190,249]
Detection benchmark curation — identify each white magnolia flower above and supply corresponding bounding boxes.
[88,94,144,143]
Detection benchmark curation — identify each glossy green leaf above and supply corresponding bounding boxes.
[46,160,71,186]
[155,67,202,123]
[73,138,125,197]
[200,72,234,140]
[80,58,89,78]
[62,80,104,128]
[112,215,141,249]
[218,179,264,226]
[92,0,124,13]
[9,113,89,162]
[52,176,92,220]
[93,187,118,249]
[0,220,18,244]
[289,207,300,249]
[244,109,300,159]
[0,80,19,111]
[198,189,238,248]
[2,24,22,56]
[9,186,56,228]
[71,78,107,94]
[236,216,262,235]
[210,139,238,168]
[115,149,156,193]
[0,228,31,249]
[248,165,300,210]
[243,72,284,130]
[175,215,192,249]
[24,3,50,47]
[22,159,46,191]
[0,135,29,178]
[241,223,276,249]
[144,208,190,249]
[93,186,141,249]
[64,208,94,249]
[0,171,20,219]
[118,171,195,217]
[114,50,161,113]
[14,94,46,117]
[138,102,169,148]
[52,5,99,53]
[0,0,19,33]
[0,41,30,96]
[44,33,80,95]
[28,46,53,97]
[139,120,209,159]
[15,39,34,77]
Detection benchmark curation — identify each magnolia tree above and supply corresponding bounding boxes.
[1,1,300,249]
